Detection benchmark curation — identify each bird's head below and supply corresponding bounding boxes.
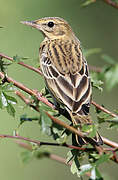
[21,17,75,40]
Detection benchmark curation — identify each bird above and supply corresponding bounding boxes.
[21,17,103,146]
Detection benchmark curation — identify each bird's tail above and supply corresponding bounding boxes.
[71,113,103,146]
[73,130,103,146]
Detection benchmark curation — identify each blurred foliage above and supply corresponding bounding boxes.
[82,0,118,6]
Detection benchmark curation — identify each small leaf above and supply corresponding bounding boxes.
[1,92,7,106]
[84,48,101,58]
[39,103,55,113]
[79,164,92,176]
[101,54,115,65]
[91,72,103,91]
[6,103,15,117]
[3,92,17,104]
[34,147,50,159]
[2,83,17,92]
[89,167,104,180]
[95,154,111,167]
[104,64,118,90]
[95,168,104,180]
[13,55,29,63]
[69,149,82,177]
[90,167,96,180]
[39,110,52,135]
[82,124,97,138]
[66,150,74,164]
[96,109,111,124]
[70,156,80,177]
[81,0,96,7]
[21,151,33,164]
[51,122,68,143]
[71,159,78,174]
[0,95,3,109]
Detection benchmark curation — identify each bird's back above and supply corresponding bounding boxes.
[39,38,92,122]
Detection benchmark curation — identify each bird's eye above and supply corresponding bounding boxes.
[47,21,54,28]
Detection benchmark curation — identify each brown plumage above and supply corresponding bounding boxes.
[21,17,103,146]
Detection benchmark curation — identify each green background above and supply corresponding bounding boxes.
[0,0,118,179]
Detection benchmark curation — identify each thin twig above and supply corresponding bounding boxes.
[102,137,118,148]
[46,112,87,137]
[92,100,117,118]
[0,72,54,109]
[89,65,102,73]
[0,133,93,151]
[16,141,72,165]
[103,0,118,9]
[49,154,72,166]
[0,53,42,75]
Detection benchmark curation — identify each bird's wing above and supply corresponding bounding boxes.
[40,40,92,120]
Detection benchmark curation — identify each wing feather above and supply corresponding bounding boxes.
[40,40,92,118]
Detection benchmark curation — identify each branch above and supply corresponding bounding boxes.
[92,100,117,118]
[89,65,102,73]
[103,0,118,9]
[13,141,72,166]
[0,53,42,75]
[0,133,94,151]
[102,137,118,148]
[0,72,54,109]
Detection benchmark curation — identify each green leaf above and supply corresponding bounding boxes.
[3,92,17,104]
[13,55,29,63]
[95,168,104,180]
[95,154,111,167]
[39,110,52,135]
[70,156,80,177]
[89,167,104,180]
[82,124,97,138]
[2,83,17,92]
[66,150,75,164]
[84,48,101,58]
[1,92,7,106]
[90,167,96,180]
[81,0,96,7]
[68,149,84,177]
[91,72,103,91]
[0,57,8,72]
[0,95,3,109]
[104,63,118,90]
[21,151,33,164]
[6,103,15,117]
[96,108,112,124]
[79,164,92,176]
[34,147,50,159]
[101,54,115,65]
[51,122,68,143]
[39,102,56,113]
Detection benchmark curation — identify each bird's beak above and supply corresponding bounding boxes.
[21,20,41,30]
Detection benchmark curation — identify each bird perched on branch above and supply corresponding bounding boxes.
[21,17,103,146]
